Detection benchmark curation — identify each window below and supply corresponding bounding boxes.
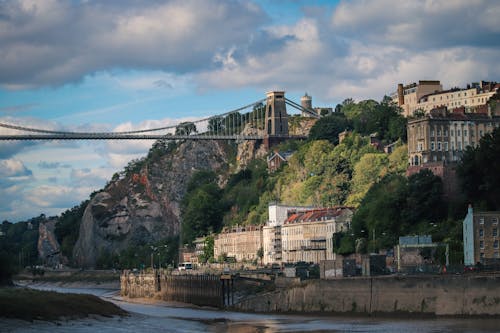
[458,142,462,150]
[493,217,499,225]
[431,142,435,151]
[444,142,449,151]
[495,240,499,249]
[495,252,500,258]
[479,229,484,237]
[464,129,467,136]
[457,130,461,136]
[431,129,435,137]
[444,130,448,136]
[480,217,485,224]
[451,142,455,150]
[480,240,484,249]
[438,142,442,151]
[493,228,498,237]
[451,129,454,136]
[438,129,441,136]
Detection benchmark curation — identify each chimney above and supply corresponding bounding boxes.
[397,83,404,105]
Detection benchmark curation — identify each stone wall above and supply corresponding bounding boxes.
[121,272,225,307]
[233,275,500,316]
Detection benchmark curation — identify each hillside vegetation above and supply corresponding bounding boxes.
[3,97,499,274]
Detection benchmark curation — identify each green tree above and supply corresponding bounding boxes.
[175,122,197,136]
[308,113,352,144]
[199,236,214,263]
[457,127,500,210]
[351,174,408,252]
[181,171,224,245]
[55,201,88,261]
[347,153,389,206]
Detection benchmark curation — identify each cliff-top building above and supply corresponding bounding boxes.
[406,105,500,198]
[391,80,499,117]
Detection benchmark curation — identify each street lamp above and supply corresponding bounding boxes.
[150,246,157,269]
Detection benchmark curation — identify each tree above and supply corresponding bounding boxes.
[175,122,197,136]
[181,171,224,245]
[199,236,214,263]
[257,247,264,266]
[351,174,408,251]
[308,113,352,144]
[457,127,500,210]
[347,153,389,206]
[208,117,224,133]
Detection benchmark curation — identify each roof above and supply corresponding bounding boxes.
[267,150,294,162]
[284,207,353,225]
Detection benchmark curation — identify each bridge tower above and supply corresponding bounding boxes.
[264,91,288,148]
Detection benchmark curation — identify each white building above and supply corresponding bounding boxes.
[391,80,498,117]
[262,203,313,265]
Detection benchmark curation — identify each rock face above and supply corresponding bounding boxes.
[38,218,64,266]
[73,140,231,268]
[236,124,267,170]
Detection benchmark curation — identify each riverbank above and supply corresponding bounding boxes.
[0,286,127,322]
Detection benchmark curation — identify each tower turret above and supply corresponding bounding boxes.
[301,93,313,116]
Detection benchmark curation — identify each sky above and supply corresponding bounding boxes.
[1,0,499,222]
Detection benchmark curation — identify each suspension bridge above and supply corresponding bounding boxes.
[0,92,319,142]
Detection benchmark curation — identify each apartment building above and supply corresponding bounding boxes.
[407,107,500,167]
[281,207,353,264]
[392,80,498,117]
[463,206,500,265]
[213,225,262,262]
[262,203,313,265]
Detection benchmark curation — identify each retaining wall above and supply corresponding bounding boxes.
[234,275,500,316]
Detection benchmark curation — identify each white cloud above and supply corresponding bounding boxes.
[0,0,266,88]
[0,158,32,177]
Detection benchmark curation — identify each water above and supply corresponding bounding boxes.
[1,284,499,332]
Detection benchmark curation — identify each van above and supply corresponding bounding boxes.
[178,262,193,271]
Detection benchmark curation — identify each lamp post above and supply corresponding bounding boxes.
[150,246,157,269]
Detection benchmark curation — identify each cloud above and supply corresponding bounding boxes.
[196,1,500,103]
[0,158,32,177]
[0,158,33,188]
[0,0,266,88]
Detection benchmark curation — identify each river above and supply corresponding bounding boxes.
[1,284,499,332]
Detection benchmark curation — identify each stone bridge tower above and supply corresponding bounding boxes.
[264,91,288,148]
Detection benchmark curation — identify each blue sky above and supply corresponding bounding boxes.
[1,0,499,221]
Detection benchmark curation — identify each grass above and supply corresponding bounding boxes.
[0,287,127,322]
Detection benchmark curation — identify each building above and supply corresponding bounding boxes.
[262,203,313,265]
[406,106,500,198]
[267,150,294,173]
[391,80,499,117]
[300,92,332,117]
[214,225,263,262]
[463,206,500,265]
[407,106,500,167]
[300,93,313,117]
[281,207,353,264]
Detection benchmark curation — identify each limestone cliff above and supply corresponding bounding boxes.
[38,218,64,266]
[73,140,231,268]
